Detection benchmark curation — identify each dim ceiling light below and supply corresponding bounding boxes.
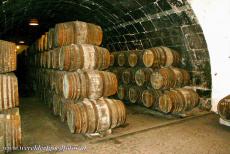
[19,41,24,44]
[29,18,39,26]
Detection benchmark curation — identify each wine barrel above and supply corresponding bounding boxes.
[95,46,111,70]
[63,70,117,100]
[110,53,115,66]
[66,98,126,134]
[158,88,199,113]
[150,67,190,89]
[117,85,130,101]
[100,71,118,97]
[59,99,75,122]
[53,71,66,95]
[121,68,138,85]
[0,108,22,153]
[160,47,181,67]
[218,95,230,121]
[40,34,46,52]
[0,73,19,111]
[51,48,59,69]
[57,44,110,71]
[135,68,153,86]
[48,28,55,49]
[44,32,48,51]
[110,52,119,66]
[128,86,144,104]
[0,40,17,73]
[117,52,128,67]
[108,67,126,82]
[54,21,103,48]
[127,50,144,67]
[47,51,51,69]
[141,89,162,108]
[143,46,181,68]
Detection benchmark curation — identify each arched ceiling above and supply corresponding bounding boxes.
[0,0,186,44]
[0,0,211,92]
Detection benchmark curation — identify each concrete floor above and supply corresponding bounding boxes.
[12,97,230,154]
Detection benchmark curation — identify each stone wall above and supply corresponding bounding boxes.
[104,0,211,91]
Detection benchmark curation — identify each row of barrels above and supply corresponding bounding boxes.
[0,40,17,73]
[117,85,162,108]
[0,73,19,111]
[117,85,199,113]
[218,95,230,121]
[0,108,22,153]
[66,98,126,134]
[32,44,110,71]
[34,69,118,100]
[38,89,126,134]
[159,88,199,113]
[109,67,190,89]
[110,46,181,68]
[35,21,103,52]
[151,67,190,89]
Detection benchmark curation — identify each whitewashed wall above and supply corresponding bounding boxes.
[188,0,230,112]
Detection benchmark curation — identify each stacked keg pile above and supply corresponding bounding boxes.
[27,21,126,134]
[0,40,21,153]
[218,95,230,122]
[109,46,200,114]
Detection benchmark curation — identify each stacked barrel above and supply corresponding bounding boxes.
[27,20,126,134]
[0,40,21,153]
[109,46,200,114]
[218,95,230,121]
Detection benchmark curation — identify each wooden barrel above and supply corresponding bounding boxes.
[135,68,153,86]
[143,46,181,68]
[48,28,55,49]
[128,86,144,104]
[128,50,143,67]
[57,44,110,71]
[66,98,126,134]
[74,21,103,46]
[0,73,19,111]
[141,89,162,108]
[63,70,117,100]
[108,67,126,82]
[0,108,22,153]
[58,99,75,122]
[117,52,127,67]
[100,71,118,97]
[117,85,130,101]
[54,21,74,47]
[46,52,51,68]
[150,67,190,89]
[0,40,17,73]
[218,95,230,121]
[94,46,111,70]
[51,48,59,69]
[44,32,48,51]
[158,88,199,113]
[54,21,102,48]
[110,52,119,66]
[142,49,158,68]
[40,34,46,52]
[110,53,115,66]
[121,68,138,85]
[53,71,66,95]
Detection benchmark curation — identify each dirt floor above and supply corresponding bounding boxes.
[12,97,230,154]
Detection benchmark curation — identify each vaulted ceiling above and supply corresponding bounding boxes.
[0,0,185,44]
